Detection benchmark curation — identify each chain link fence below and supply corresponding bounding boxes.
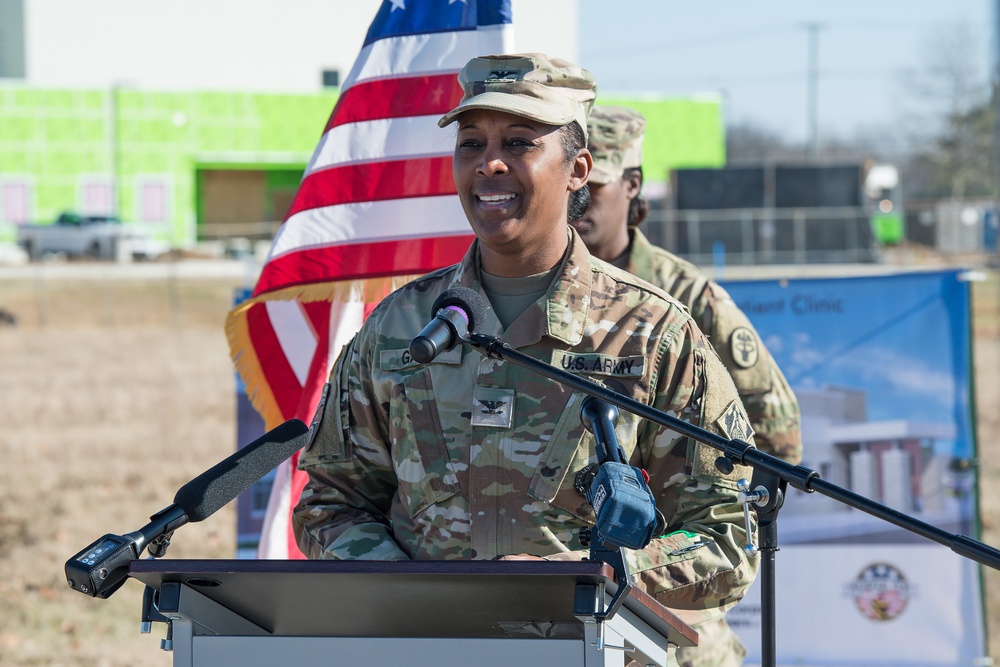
[643,204,881,267]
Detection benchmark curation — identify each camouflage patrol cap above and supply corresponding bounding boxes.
[438,53,597,140]
[587,105,646,185]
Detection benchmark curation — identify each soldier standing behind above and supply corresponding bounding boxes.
[294,54,760,665]
[572,104,804,667]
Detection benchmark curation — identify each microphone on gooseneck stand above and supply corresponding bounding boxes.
[580,396,664,553]
[408,286,487,363]
[65,418,310,599]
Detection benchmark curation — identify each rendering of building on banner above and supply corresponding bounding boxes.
[782,385,969,543]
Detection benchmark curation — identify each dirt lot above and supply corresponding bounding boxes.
[0,259,997,666]
[0,269,241,666]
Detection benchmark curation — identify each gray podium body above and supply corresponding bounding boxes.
[129,559,697,667]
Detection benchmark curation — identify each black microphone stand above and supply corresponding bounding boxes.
[459,330,1000,667]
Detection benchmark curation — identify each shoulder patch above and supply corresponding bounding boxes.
[729,326,760,369]
[717,399,756,444]
[304,381,331,452]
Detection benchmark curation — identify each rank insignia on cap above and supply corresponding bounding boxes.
[730,327,759,369]
[487,69,519,81]
[717,400,755,443]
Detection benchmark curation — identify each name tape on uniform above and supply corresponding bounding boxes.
[550,351,645,377]
[379,346,463,371]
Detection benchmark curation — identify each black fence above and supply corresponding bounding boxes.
[644,205,880,267]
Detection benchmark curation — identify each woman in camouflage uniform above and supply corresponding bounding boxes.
[293,54,760,658]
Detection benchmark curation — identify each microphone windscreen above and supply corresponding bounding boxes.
[173,419,310,522]
[432,286,488,333]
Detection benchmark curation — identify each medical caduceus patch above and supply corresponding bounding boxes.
[729,326,759,369]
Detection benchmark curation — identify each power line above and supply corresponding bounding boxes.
[584,23,791,58]
[599,67,911,91]
[583,19,952,60]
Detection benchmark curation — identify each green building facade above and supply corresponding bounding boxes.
[0,84,724,248]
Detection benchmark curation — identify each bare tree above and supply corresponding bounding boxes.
[726,121,803,164]
[897,22,994,199]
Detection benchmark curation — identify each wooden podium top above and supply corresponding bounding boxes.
[129,559,697,646]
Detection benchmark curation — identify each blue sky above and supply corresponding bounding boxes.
[578,0,994,141]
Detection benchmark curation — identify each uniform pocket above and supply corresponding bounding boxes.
[527,391,596,523]
[390,368,461,518]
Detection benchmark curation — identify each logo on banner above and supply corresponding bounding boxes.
[844,562,914,621]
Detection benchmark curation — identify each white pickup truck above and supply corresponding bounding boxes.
[17,212,167,261]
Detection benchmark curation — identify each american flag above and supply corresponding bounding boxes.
[225,0,514,558]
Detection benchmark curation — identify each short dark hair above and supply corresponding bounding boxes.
[624,167,648,227]
[568,184,591,222]
[559,121,587,163]
[561,121,590,222]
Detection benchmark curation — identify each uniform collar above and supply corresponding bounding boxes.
[625,227,656,284]
[454,227,593,348]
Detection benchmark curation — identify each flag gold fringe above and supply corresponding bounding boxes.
[225,275,421,428]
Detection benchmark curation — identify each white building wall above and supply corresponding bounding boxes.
[849,447,878,501]
[881,446,913,511]
[21,0,578,91]
[920,453,946,513]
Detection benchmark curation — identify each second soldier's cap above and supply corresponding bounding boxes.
[587,106,646,185]
[438,53,597,139]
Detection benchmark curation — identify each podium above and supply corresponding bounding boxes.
[129,559,697,667]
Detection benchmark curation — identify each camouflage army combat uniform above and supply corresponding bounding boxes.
[586,105,802,667]
[587,105,802,467]
[627,229,790,667]
[626,229,801,465]
[294,229,760,636]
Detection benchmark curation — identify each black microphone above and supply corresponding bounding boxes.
[65,418,310,599]
[173,418,310,522]
[409,286,487,363]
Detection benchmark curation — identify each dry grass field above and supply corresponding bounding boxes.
[0,267,241,666]
[0,258,997,666]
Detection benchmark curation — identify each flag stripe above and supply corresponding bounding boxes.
[267,194,469,264]
[289,156,456,219]
[256,458,294,558]
[307,115,454,173]
[326,73,463,130]
[264,300,318,386]
[245,304,303,421]
[343,27,512,90]
[255,234,475,296]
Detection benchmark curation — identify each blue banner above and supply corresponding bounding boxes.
[720,269,985,664]
[723,270,975,542]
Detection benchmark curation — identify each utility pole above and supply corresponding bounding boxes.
[801,22,826,161]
